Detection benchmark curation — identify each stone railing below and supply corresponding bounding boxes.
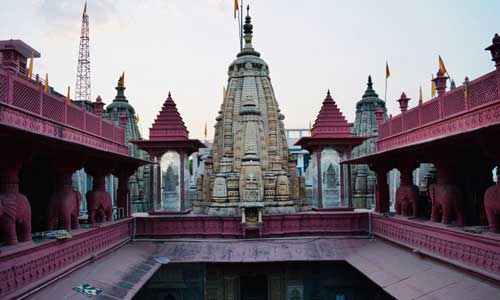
[377,70,500,152]
[134,212,369,239]
[0,219,131,300]
[372,214,500,281]
[0,69,128,155]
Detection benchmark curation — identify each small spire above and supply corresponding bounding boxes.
[362,75,379,98]
[168,91,172,98]
[327,89,331,97]
[450,79,456,90]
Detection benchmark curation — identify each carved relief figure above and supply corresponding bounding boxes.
[275,174,290,201]
[325,164,337,188]
[212,176,228,203]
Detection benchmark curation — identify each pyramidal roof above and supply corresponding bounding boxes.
[311,90,352,138]
[149,92,189,141]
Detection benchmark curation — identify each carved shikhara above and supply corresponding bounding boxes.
[372,214,500,279]
[201,12,301,216]
[0,220,130,299]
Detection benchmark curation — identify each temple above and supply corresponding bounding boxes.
[1,4,500,300]
[196,10,304,217]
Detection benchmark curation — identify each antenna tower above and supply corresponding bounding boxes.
[75,2,91,104]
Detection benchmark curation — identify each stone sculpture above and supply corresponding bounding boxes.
[47,190,82,231]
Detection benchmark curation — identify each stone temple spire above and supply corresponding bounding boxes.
[200,7,299,216]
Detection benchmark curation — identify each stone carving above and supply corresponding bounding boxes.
[325,164,337,188]
[164,166,178,192]
[429,183,464,225]
[0,192,31,245]
[395,169,419,218]
[86,174,113,225]
[484,183,500,233]
[395,185,419,218]
[275,174,290,201]
[47,190,82,231]
[213,176,228,203]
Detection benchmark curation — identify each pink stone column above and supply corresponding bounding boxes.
[179,150,186,211]
[316,149,323,208]
[156,155,161,210]
[374,168,390,213]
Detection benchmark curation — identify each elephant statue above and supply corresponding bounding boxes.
[484,183,500,233]
[395,184,419,218]
[429,183,464,226]
[86,189,112,225]
[47,190,82,231]
[0,192,32,245]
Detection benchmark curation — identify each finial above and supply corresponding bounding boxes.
[237,5,260,57]
[327,89,331,97]
[96,95,102,102]
[397,92,410,113]
[450,79,456,90]
[362,75,379,98]
[486,33,500,69]
[168,91,172,97]
[83,1,87,16]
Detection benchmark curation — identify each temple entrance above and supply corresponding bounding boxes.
[240,275,267,300]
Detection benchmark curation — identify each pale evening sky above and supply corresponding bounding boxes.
[1,0,499,140]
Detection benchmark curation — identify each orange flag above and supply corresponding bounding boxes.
[234,0,239,19]
[438,55,447,74]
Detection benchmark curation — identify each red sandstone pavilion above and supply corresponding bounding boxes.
[1,15,500,300]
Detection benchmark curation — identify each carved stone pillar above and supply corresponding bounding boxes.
[85,167,112,225]
[47,161,82,231]
[0,157,31,245]
[116,168,134,218]
[372,166,390,213]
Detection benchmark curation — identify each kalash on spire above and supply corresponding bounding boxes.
[196,6,307,217]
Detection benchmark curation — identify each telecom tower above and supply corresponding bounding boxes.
[74,2,92,110]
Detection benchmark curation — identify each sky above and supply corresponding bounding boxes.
[1,0,499,140]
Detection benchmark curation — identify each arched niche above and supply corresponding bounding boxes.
[321,148,341,208]
[160,151,180,211]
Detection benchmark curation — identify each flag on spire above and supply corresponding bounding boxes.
[27,52,34,80]
[223,85,227,99]
[431,74,436,97]
[66,86,71,102]
[119,72,125,86]
[83,1,87,16]
[438,55,447,74]
[44,73,49,92]
[234,0,239,19]
[385,62,390,79]
[136,114,140,124]
[419,86,423,104]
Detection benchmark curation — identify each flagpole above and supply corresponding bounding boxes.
[240,0,244,51]
[237,1,242,51]
[384,77,387,102]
